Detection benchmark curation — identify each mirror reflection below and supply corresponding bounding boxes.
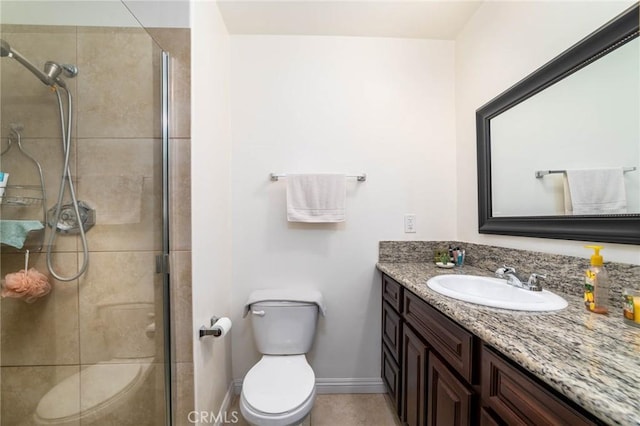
[491,37,639,217]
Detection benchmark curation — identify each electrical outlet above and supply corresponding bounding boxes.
[404,214,416,233]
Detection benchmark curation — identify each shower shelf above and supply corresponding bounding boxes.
[0,125,47,252]
[1,185,44,207]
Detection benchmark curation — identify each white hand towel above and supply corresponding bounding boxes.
[564,168,627,215]
[286,174,346,222]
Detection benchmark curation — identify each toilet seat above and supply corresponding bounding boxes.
[33,359,154,425]
[240,355,316,425]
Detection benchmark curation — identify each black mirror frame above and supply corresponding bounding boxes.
[476,3,640,245]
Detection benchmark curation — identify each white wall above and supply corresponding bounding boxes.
[229,35,456,382]
[190,0,233,418]
[1,0,190,28]
[455,0,640,265]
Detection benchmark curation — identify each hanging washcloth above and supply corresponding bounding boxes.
[286,174,346,222]
[0,220,44,249]
[564,168,627,215]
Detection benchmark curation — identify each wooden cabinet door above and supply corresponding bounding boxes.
[427,352,474,426]
[382,300,403,362]
[482,345,595,426]
[382,345,402,417]
[403,324,429,426]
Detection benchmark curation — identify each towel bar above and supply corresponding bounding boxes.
[535,166,636,178]
[270,173,366,182]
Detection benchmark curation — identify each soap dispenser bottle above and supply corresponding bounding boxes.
[584,245,609,315]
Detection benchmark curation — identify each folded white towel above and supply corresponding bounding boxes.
[286,174,346,222]
[242,289,326,317]
[564,168,627,215]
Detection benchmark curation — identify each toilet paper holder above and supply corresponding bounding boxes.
[199,316,224,338]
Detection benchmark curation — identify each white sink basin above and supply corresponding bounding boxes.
[426,274,568,311]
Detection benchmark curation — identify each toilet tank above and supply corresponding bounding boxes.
[250,301,319,355]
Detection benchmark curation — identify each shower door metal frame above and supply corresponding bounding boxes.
[161,50,173,426]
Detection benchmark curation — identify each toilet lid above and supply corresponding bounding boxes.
[35,362,149,421]
[243,355,315,414]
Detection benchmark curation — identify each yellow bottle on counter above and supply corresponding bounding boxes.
[584,245,609,315]
[623,288,640,328]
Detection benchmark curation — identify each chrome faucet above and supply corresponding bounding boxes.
[495,266,546,292]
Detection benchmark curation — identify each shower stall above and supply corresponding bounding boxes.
[0,1,177,424]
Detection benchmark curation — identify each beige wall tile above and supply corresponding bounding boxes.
[76,27,159,139]
[1,252,79,366]
[76,138,162,252]
[78,251,161,364]
[1,365,80,425]
[78,362,163,425]
[170,138,191,251]
[173,362,195,426]
[171,250,192,363]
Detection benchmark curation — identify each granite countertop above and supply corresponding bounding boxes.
[377,261,640,426]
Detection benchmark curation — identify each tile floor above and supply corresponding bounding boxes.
[229,393,402,426]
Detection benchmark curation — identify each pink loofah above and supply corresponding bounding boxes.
[2,267,51,303]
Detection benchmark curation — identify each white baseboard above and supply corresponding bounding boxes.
[315,378,386,394]
[214,381,237,426]
[233,378,243,395]
[232,377,386,395]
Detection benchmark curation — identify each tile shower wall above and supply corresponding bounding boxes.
[0,23,181,425]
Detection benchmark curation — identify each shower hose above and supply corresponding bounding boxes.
[46,86,89,281]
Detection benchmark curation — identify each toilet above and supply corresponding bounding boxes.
[33,302,156,425]
[240,289,325,426]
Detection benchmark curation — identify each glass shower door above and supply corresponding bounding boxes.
[0,1,170,424]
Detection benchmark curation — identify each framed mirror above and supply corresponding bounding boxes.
[476,3,639,245]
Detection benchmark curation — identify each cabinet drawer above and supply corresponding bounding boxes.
[382,301,402,362]
[382,345,402,417]
[382,274,403,312]
[482,345,596,426]
[404,290,475,383]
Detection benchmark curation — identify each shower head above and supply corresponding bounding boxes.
[0,38,76,88]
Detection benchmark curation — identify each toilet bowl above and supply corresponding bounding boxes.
[33,302,156,425]
[240,290,325,426]
[240,355,316,426]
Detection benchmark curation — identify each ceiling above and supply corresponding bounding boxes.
[217,0,484,40]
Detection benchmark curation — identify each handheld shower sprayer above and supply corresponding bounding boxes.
[0,38,77,88]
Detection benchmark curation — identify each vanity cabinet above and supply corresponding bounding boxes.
[382,275,404,417]
[381,274,478,425]
[380,273,599,426]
